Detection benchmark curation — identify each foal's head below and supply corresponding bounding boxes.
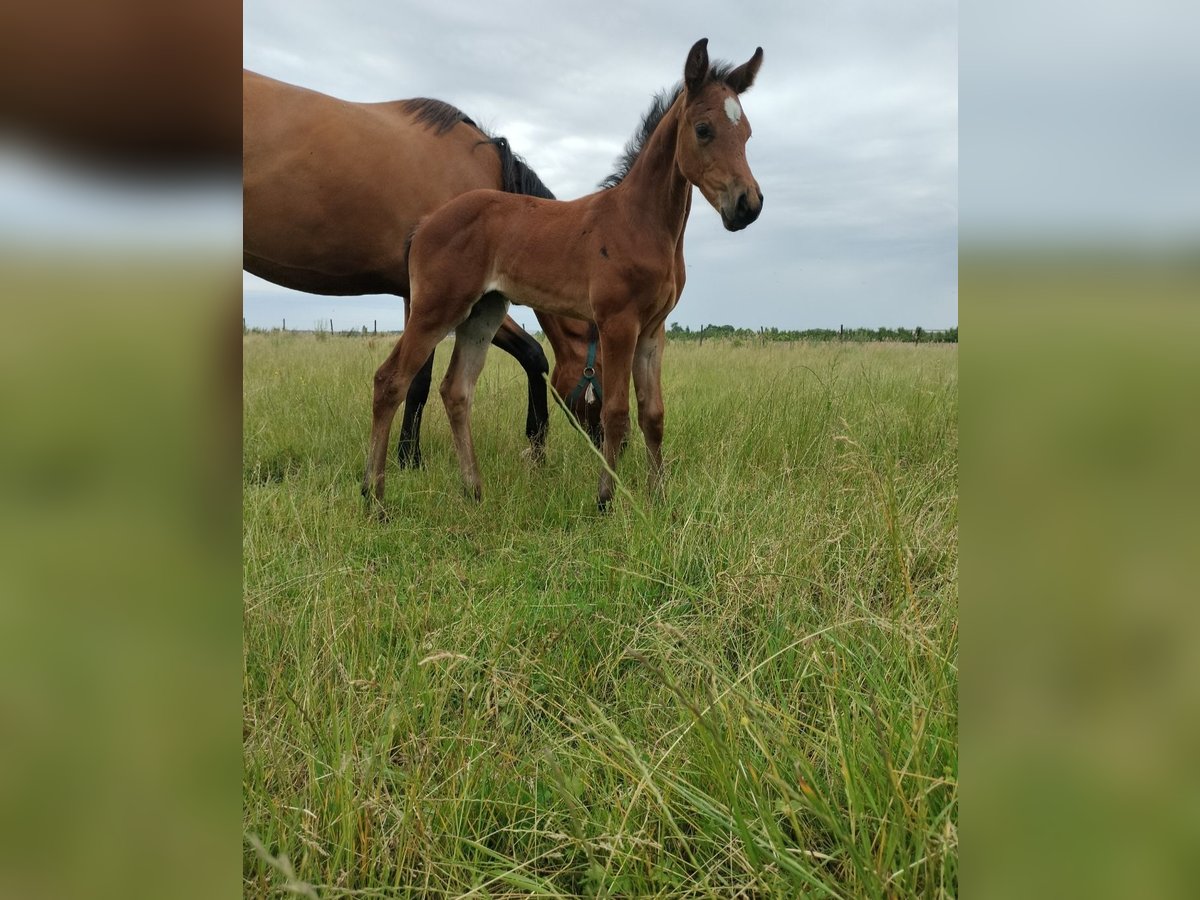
[675,38,764,231]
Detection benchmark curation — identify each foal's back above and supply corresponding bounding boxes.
[242,71,503,295]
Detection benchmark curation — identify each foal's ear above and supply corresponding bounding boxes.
[684,38,710,94]
[725,47,764,94]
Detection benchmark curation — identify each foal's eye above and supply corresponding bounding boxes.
[695,123,713,141]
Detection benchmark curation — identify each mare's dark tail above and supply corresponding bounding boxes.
[484,135,556,201]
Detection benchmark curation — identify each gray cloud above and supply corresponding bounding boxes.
[243,0,958,330]
[960,0,1200,243]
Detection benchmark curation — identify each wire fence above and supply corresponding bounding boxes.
[242,318,958,344]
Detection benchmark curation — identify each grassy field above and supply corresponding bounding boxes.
[243,333,958,898]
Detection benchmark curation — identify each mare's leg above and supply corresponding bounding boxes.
[632,322,667,495]
[490,316,550,462]
[440,293,510,500]
[396,351,435,468]
[364,320,455,505]
[595,315,639,511]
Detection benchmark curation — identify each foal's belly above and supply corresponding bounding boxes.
[486,274,593,322]
[486,265,677,326]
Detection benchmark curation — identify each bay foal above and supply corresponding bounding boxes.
[365,39,764,509]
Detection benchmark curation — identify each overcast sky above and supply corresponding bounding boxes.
[244,0,958,332]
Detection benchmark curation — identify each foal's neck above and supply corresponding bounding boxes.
[614,95,691,239]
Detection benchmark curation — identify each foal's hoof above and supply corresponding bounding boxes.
[362,494,389,521]
[597,497,611,514]
[361,479,388,519]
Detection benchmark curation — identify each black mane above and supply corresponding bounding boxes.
[401,98,555,201]
[401,98,476,135]
[598,62,738,190]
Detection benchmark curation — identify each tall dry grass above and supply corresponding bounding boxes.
[244,334,957,897]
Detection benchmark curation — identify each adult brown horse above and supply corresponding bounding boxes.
[242,70,602,468]
[365,39,764,510]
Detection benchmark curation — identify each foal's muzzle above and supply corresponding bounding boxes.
[721,187,764,231]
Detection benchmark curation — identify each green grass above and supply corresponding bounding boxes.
[243,333,958,897]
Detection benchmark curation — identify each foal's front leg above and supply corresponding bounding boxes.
[595,316,639,511]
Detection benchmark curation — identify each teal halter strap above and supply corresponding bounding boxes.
[565,338,601,408]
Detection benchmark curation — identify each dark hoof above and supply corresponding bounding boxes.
[396,444,423,469]
[597,497,611,514]
[521,446,546,466]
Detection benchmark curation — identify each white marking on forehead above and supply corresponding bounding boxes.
[724,96,742,124]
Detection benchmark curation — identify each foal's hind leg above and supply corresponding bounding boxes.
[396,351,435,468]
[364,320,455,505]
[395,296,433,469]
[440,292,510,501]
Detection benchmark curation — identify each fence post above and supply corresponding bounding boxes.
[283,318,286,331]
[331,318,334,334]
[374,320,377,334]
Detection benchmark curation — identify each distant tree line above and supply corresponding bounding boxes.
[664,323,957,343]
